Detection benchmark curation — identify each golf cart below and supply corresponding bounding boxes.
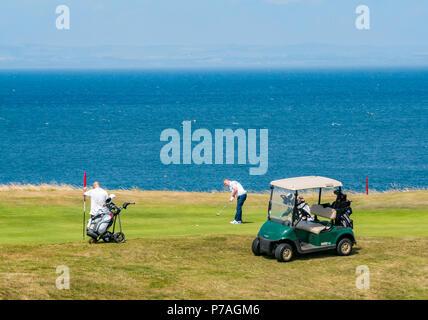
[252,176,355,262]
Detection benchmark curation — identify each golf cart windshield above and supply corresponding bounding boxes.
[269,187,295,223]
[268,176,344,225]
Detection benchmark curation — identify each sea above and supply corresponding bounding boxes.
[0,68,427,192]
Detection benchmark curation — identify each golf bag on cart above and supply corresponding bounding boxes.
[297,196,312,221]
[86,195,135,243]
[332,189,353,229]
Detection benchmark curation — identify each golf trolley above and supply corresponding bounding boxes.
[87,196,135,244]
[252,176,356,262]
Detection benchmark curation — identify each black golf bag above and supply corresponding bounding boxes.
[332,189,353,229]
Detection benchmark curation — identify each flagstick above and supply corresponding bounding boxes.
[83,196,86,240]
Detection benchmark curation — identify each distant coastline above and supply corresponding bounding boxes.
[0,183,426,194]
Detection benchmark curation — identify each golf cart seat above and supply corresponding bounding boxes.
[294,205,337,234]
[295,220,326,234]
[310,204,336,220]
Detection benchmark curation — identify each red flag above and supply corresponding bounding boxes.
[84,172,87,188]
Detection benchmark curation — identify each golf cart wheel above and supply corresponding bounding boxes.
[88,238,97,244]
[275,243,294,262]
[251,238,261,256]
[102,232,113,243]
[337,238,353,256]
[113,232,126,243]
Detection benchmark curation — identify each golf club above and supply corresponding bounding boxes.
[216,201,231,216]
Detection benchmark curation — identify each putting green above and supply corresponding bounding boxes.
[0,189,427,244]
[0,188,427,299]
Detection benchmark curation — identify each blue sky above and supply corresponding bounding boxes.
[0,0,427,68]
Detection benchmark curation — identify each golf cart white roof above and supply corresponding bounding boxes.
[270,176,342,191]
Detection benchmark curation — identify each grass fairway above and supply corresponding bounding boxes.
[0,187,427,299]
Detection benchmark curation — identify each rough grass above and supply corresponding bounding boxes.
[0,188,427,299]
[0,236,426,300]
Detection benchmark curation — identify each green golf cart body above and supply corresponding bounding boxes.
[252,176,356,262]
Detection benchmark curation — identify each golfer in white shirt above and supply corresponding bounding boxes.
[83,181,109,226]
[223,179,247,224]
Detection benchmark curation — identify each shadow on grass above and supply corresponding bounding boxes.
[88,240,125,245]
[260,247,361,262]
[296,247,361,261]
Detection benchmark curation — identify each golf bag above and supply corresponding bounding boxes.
[297,198,312,221]
[87,212,115,242]
[86,196,135,243]
[332,189,353,229]
[336,208,353,229]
